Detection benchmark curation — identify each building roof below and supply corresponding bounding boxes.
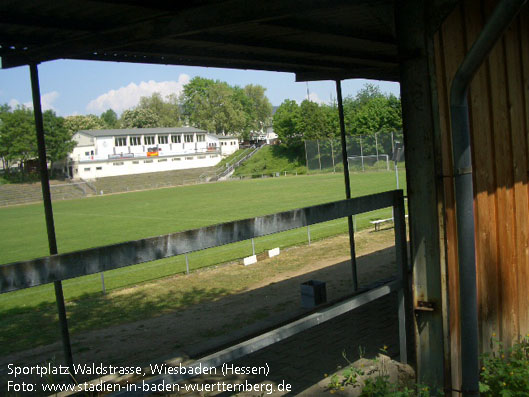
[77,127,207,137]
[0,0,414,82]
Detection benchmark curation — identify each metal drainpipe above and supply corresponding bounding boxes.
[449,1,526,395]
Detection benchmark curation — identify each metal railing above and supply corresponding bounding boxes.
[0,189,412,389]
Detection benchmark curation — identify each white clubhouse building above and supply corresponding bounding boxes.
[69,127,238,180]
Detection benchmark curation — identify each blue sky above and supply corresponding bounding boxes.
[0,60,400,117]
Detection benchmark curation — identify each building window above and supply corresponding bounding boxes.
[115,137,127,146]
[186,156,194,160]
[196,134,205,142]
[158,135,168,144]
[85,151,90,156]
[198,155,206,159]
[130,136,141,145]
[144,159,153,163]
[84,167,91,171]
[171,135,181,143]
[172,157,181,161]
[113,162,124,166]
[210,155,218,158]
[133,160,139,164]
[144,136,155,145]
[184,134,194,143]
[96,166,102,170]
[158,158,167,162]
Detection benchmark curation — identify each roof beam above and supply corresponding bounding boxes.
[5,0,355,65]
[261,18,396,48]
[176,33,398,68]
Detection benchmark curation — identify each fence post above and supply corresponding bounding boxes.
[185,255,190,274]
[304,141,309,172]
[307,225,311,245]
[360,136,365,172]
[375,132,379,161]
[101,272,106,294]
[331,139,336,173]
[317,139,322,170]
[251,238,255,256]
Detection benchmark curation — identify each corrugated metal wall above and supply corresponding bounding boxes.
[434,0,529,389]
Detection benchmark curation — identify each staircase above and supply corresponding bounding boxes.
[204,145,266,182]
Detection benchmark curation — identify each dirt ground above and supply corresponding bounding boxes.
[0,227,398,392]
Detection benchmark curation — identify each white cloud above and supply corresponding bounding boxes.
[8,99,20,108]
[8,91,59,111]
[297,91,325,105]
[307,92,324,104]
[86,75,190,114]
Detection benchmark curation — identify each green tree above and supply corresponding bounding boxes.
[243,84,273,132]
[64,114,105,135]
[43,110,76,170]
[100,109,118,129]
[272,99,301,147]
[0,106,37,173]
[120,108,160,128]
[182,78,246,135]
[137,92,180,127]
[298,100,327,140]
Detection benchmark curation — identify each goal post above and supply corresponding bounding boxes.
[348,154,390,172]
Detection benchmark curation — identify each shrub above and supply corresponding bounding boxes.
[480,334,529,396]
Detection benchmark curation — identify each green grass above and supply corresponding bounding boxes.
[234,145,307,176]
[0,171,406,353]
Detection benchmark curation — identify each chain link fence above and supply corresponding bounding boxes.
[304,131,404,173]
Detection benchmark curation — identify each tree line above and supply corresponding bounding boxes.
[0,77,273,174]
[0,80,401,175]
[273,84,402,152]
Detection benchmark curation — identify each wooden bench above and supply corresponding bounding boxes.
[370,218,393,231]
[370,214,408,231]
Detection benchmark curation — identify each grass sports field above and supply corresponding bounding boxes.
[0,171,406,347]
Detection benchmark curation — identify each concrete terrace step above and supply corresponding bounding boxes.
[0,167,215,207]
[0,180,86,207]
[92,167,214,195]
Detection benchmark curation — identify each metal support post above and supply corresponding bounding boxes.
[307,226,311,245]
[394,190,412,364]
[251,238,255,255]
[29,63,74,374]
[335,80,358,291]
[185,255,190,274]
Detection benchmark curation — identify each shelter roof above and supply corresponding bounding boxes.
[0,0,402,82]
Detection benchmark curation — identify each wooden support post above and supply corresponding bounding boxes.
[395,0,448,389]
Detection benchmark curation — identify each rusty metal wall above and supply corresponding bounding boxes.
[434,0,529,391]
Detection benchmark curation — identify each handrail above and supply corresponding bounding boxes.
[0,190,402,294]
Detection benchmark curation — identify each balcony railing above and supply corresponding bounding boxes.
[0,189,411,390]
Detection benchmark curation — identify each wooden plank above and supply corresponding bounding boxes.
[485,0,518,346]
[464,0,500,354]
[519,3,529,342]
[434,30,461,395]
[437,4,468,392]
[505,14,529,337]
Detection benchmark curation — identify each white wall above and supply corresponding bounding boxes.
[73,154,221,179]
[220,139,239,156]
